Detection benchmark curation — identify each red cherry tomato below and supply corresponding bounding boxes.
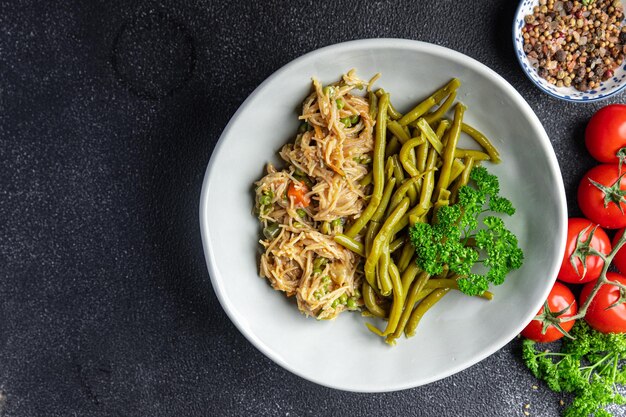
[521,282,577,342]
[580,272,626,333]
[578,164,626,229]
[557,218,611,284]
[612,229,626,274]
[585,104,626,164]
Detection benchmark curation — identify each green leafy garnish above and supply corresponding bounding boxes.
[408,167,523,296]
[522,321,626,417]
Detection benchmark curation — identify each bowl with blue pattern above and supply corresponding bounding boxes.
[513,0,626,102]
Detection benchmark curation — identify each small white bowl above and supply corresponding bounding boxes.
[200,39,567,392]
[513,0,626,102]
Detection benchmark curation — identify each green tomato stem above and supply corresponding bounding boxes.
[559,230,626,323]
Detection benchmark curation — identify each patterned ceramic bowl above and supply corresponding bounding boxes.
[513,0,626,102]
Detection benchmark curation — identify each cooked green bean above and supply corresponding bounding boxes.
[389,236,405,253]
[407,147,437,224]
[398,78,461,126]
[447,158,466,188]
[387,176,421,216]
[385,136,401,158]
[399,137,426,177]
[391,155,405,183]
[368,91,379,121]
[381,261,404,335]
[436,119,450,139]
[387,120,411,144]
[450,156,475,203]
[386,271,431,344]
[433,103,466,202]
[387,100,403,120]
[461,122,501,163]
[374,89,403,120]
[454,148,491,161]
[345,94,389,238]
[400,262,420,291]
[385,156,395,181]
[405,288,451,337]
[378,247,392,296]
[416,118,443,154]
[423,90,457,125]
[424,278,494,300]
[391,213,409,236]
[415,140,429,173]
[334,234,364,257]
[397,244,415,273]
[362,281,387,318]
[372,178,396,223]
[359,171,373,187]
[364,197,410,288]
[365,221,380,256]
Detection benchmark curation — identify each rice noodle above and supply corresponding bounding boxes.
[254,71,375,319]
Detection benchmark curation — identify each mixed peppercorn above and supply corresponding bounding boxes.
[522,0,626,91]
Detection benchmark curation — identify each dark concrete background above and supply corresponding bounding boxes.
[1,0,624,416]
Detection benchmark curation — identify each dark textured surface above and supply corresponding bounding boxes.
[0,0,625,416]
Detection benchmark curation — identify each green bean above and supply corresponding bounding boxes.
[334,234,364,257]
[391,213,409,236]
[345,94,389,238]
[385,136,401,158]
[372,178,397,223]
[368,91,379,121]
[423,91,457,125]
[415,140,429,173]
[359,171,373,187]
[381,261,404,335]
[454,148,491,161]
[398,78,461,126]
[399,137,426,177]
[386,271,431,344]
[389,236,405,253]
[385,156,395,181]
[362,281,387,318]
[406,184,418,207]
[401,261,421,289]
[405,288,451,337]
[416,118,443,155]
[375,88,403,120]
[447,158,466,188]
[365,221,380,256]
[387,120,411,144]
[391,155,405,183]
[365,176,396,255]
[378,246,392,296]
[387,176,421,216]
[450,156,475,203]
[423,278,492,300]
[397,244,415,273]
[436,119,450,139]
[364,197,410,289]
[407,147,437,223]
[433,103,466,203]
[461,122,501,163]
[387,100,403,120]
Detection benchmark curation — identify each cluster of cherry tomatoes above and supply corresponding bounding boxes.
[522,104,626,342]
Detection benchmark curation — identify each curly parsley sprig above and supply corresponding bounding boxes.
[523,321,626,417]
[408,166,524,296]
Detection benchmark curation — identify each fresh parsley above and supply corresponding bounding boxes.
[408,166,524,296]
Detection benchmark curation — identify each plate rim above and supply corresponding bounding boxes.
[199,38,568,392]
